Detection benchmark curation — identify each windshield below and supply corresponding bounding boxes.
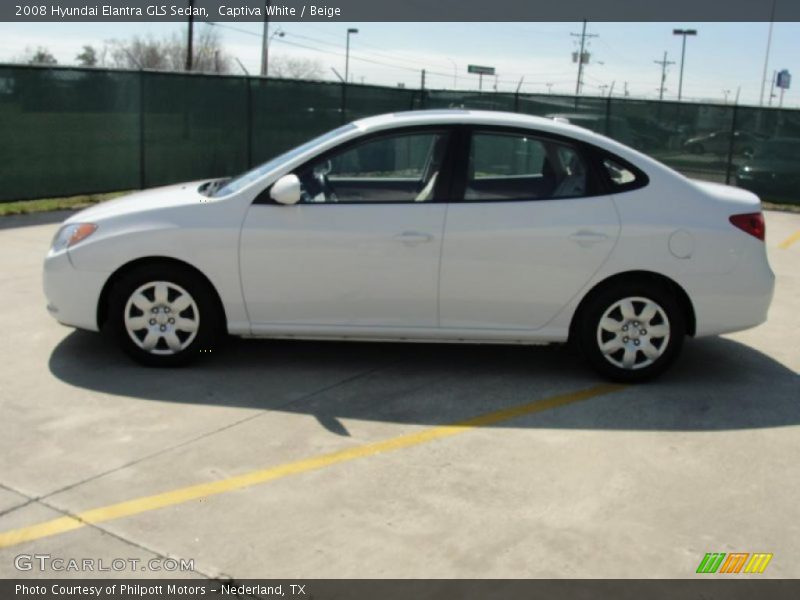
[211,123,358,197]
[754,139,800,160]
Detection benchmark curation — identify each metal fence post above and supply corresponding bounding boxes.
[340,81,347,124]
[604,95,612,136]
[138,69,145,190]
[724,103,739,185]
[245,76,254,168]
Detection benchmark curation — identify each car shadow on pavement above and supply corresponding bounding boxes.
[48,330,799,433]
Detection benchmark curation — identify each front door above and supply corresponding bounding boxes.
[240,128,451,331]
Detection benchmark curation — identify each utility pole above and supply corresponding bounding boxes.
[623,81,629,97]
[722,89,731,104]
[571,20,598,95]
[759,0,777,106]
[421,69,426,91]
[185,0,194,71]
[260,1,270,76]
[768,70,777,106]
[546,82,553,94]
[446,58,457,88]
[654,51,675,101]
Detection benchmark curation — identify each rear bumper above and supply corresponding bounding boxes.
[43,250,107,332]
[687,239,775,337]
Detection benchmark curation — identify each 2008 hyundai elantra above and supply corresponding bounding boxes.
[43,110,774,381]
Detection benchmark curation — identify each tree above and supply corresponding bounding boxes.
[105,28,231,73]
[26,47,57,65]
[270,56,324,80]
[76,45,98,67]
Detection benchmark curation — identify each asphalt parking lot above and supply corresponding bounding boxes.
[0,210,798,579]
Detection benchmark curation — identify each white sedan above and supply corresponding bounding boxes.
[43,110,774,381]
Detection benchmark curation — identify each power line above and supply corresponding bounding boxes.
[209,21,577,90]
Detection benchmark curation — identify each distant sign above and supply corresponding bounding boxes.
[468,64,495,75]
[776,69,791,90]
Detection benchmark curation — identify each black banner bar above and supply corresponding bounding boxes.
[3,579,800,600]
[4,0,800,22]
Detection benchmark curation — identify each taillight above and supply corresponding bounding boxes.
[729,212,765,241]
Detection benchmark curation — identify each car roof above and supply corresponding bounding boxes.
[353,109,606,142]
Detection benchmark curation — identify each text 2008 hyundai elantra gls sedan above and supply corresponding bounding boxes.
[43,110,774,381]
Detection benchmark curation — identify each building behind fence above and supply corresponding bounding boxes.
[2,64,800,204]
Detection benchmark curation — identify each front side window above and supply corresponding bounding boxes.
[296,131,448,203]
[212,123,357,197]
[465,132,588,201]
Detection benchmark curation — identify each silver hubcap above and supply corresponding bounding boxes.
[124,281,199,355]
[596,296,670,370]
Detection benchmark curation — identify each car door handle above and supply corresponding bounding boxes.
[569,230,610,246]
[393,231,434,245]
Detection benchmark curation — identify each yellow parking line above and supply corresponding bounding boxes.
[0,383,624,549]
[778,229,800,249]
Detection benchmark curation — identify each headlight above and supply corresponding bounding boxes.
[51,223,98,252]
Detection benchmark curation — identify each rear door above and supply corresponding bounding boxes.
[439,127,621,330]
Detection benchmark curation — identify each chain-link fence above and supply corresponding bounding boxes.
[2,64,799,203]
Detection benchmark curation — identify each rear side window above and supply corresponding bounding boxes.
[465,132,589,201]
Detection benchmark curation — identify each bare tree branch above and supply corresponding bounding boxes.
[269,56,324,80]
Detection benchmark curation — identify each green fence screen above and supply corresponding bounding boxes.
[1,64,799,204]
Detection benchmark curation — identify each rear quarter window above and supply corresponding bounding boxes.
[601,156,649,193]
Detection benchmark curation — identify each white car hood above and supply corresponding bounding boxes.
[65,181,208,223]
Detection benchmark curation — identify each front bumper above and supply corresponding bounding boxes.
[43,249,108,332]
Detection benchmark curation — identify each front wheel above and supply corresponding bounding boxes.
[108,265,222,366]
[576,283,685,382]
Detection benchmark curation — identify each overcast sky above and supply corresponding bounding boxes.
[1,21,798,107]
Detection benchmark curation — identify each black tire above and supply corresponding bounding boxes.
[575,280,685,383]
[107,264,223,367]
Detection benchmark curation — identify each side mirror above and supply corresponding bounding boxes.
[270,174,302,205]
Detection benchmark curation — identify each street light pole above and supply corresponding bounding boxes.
[673,28,697,101]
[345,28,358,83]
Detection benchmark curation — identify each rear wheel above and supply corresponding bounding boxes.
[108,264,222,366]
[576,282,685,382]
